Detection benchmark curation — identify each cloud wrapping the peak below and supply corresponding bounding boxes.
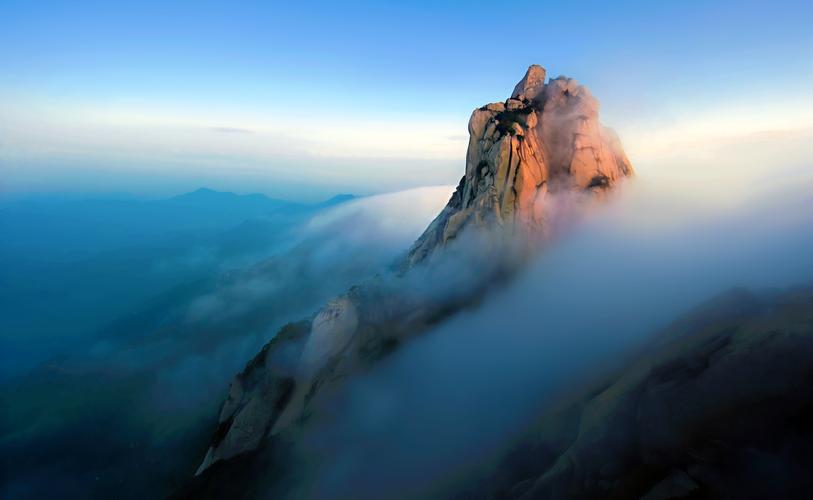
[287,165,813,500]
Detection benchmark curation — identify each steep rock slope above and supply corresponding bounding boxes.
[190,65,634,483]
[467,286,813,500]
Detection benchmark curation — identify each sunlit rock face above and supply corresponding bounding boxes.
[406,65,633,266]
[511,64,547,102]
[190,65,633,481]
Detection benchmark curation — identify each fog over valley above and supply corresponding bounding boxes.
[2,2,812,498]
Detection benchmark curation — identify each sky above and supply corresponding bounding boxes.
[1,0,812,201]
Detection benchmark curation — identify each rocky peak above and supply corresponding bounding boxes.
[405,65,633,266]
[511,64,547,102]
[191,65,633,481]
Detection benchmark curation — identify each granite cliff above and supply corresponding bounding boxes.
[185,65,634,492]
[406,64,632,266]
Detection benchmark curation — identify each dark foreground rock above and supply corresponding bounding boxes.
[465,286,813,500]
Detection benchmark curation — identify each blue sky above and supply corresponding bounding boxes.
[1,0,811,200]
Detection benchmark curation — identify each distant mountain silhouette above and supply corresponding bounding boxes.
[170,188,300,210]
[315,193,357,208]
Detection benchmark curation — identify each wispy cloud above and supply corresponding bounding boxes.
[209,126,253,134]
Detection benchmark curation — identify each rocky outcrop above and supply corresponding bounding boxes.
[466,286,813,499]
[190,65,633,481]
[511,64,547,102]
[405,65,632,266]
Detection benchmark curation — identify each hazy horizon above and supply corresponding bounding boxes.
[2,0,812,201]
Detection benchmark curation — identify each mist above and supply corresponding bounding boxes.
[285,166,813,499]
[0,186,453,499]
[3,142,812,500]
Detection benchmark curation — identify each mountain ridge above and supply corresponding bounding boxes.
[185,65,635,494]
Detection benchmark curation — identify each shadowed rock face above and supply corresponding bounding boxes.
[405,65,633,267]
[188,65,633,486]
[464,286,813,500]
